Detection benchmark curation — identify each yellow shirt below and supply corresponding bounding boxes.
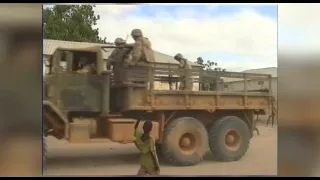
[134,129,159,169]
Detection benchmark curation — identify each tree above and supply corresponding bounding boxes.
[196,57,226,72]
[44,5,109,44]
[196,57,226,90]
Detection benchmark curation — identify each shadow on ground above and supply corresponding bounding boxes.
[46,123,276,170]
[47,148,232,168]
[47,153,140,168]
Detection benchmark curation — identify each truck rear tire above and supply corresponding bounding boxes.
[208,116,250,162]
[161,117,208,166]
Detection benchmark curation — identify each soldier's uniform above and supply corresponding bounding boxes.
[107,38,131,82]
[127,29,155,66]
[174,53,193,90]
[108,38,127,65]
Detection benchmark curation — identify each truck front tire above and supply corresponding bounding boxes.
[208,116,250,162]
[161,117,208,166]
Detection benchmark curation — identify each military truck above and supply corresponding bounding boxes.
[43,46,273,166]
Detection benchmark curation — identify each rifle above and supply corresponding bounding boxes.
[101,44,134,52]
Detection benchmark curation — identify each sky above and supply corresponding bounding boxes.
[44,3,320,72]
[278,4,320,52]
[94,4,277,72]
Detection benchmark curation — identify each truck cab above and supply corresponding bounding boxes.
[44,46,111,139]
[45,46,109,109]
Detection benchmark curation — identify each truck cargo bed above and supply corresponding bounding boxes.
[119,88,271,111]
[110,66,273,112]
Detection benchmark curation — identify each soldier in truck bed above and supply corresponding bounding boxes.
[107,38,131,67]
[107,38,131,82]
[174,53,193,90]
[125,29,155,66]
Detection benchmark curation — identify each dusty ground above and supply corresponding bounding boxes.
[45,122,277,176]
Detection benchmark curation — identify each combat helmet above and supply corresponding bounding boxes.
[114,38,125,45]
[174,53,184,61]
[131,29,143,37]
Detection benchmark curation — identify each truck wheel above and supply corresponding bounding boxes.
[161,117,208,166]
[209,116,250,162]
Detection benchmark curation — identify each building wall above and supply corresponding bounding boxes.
[224,77,278,98]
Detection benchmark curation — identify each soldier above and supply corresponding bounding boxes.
[107,38,131,82]
[174,53,193,90]
[107,37,127,67]
[77,57,95,74]
[134,119,160,176]
[267,96,277,127]
[126,29,155,66]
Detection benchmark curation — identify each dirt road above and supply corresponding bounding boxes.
[45,123,277,176]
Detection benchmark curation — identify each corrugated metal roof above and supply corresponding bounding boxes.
[223,67,277,83]
[43,39,200,66]
[223,77,244,83]
[242,67,277,78]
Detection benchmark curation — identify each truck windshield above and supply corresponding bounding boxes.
[43,52,67,75]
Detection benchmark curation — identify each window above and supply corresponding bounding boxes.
[258,80,264,85]
[59,52,67,72]
[224,84,228,88]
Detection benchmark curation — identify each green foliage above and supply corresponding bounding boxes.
[196,57,226,72]
[44,5,109,44]
[196,57,225,91]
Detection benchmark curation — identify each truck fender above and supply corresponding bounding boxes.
[43,100,69,139]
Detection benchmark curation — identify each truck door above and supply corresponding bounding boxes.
[53,50,103,112]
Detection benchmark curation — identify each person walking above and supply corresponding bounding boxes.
[133,119,160,176]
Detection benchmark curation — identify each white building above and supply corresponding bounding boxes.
[223,67,277,99]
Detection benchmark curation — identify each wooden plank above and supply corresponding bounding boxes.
[127,105,270,111]
[108,66,272,94]
[151,90,270,96]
